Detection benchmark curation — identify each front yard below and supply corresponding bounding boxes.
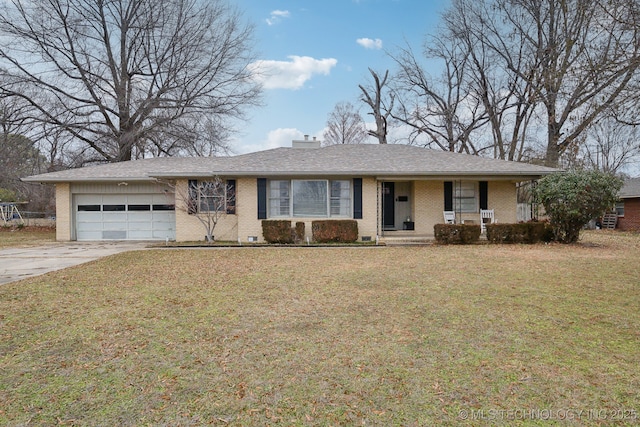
[0,226,56,249]
[1,231,639,425]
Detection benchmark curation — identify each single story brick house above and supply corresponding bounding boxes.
[617,177,640,231]
[24,140,556,242]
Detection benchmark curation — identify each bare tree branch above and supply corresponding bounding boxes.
[359,68,394,144]
[0,0,262,164]
[322,101,368,146]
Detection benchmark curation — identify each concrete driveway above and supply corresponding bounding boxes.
[0,242,148,285]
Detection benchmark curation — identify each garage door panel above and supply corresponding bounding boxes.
[129,230,154,240]
[75,194,175,241]
[128,212,152,222]
[77,230,104,240]
[103,230,127,240]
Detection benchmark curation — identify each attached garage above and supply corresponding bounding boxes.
[71,182,176,241]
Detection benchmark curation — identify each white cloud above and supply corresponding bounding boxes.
[249,56,338,90]
[236,128,304,154]
[266,10,291,26]
[356,38,383,50]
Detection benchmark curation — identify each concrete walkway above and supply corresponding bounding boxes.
[0,242,148,285]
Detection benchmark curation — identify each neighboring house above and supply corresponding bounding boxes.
[23,140,556,242]
[617,177,640,232]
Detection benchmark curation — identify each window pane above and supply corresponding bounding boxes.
[153,204,175,211]
[293,180,327,217]
[330,180,351,217]
[103,204,126,212]
[195,181,226,213]
[454,182,477,213]
[128,204,151,211]
[78,205,100,211]
[269,180,290,217]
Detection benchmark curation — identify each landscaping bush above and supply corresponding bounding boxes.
[294,221,305,243]
[312,220,358,243]
[262,220,293,244]
[486,222,553,244]
[434,223,481,244]
[533,170,622,243]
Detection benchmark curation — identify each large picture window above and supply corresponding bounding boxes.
[268,179,352,218]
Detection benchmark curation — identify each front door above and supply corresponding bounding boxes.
[382,182,395,230]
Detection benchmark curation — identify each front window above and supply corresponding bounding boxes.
[268,179,352,218]
[269,180,290,217]
[454,181,477,213]
[616,201,625,217]
[189,180,232,214]
[331,180,351,216]
[293,180,328,217]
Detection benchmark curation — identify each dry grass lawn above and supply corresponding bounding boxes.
[0,226,56,248]
[1,231,639,425]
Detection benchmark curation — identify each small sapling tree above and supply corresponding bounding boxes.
[175,177,235,243]
[534,170,622,243]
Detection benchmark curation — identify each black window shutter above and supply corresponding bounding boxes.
[353,178,363,219]
[479,181,488,210]
[257,178,267,219]
[188,179,198,215]
[226,179,236,214]
[444,181,453,211]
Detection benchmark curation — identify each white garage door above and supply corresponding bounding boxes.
[75,194,176,241]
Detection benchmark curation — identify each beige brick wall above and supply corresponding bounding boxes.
[236,177,261,242]
[488,181,517,223]
[174,179,239,242]
[55,183,72,241]
[357,177,378,239]
[413,180,444,235]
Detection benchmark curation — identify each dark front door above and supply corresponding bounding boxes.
[382,182,395,230]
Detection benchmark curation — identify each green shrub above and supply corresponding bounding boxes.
[312,220,358,243]
[486,222,553,244]
[533,170,622,243]
[434,224,481,244]
[262,220,293,244]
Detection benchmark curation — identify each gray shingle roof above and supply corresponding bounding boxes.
[620,177,640,198]
[23,144,557,183]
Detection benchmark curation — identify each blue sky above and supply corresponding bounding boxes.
[231,0,450,153]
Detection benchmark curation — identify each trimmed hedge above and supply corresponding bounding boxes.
[486,222,554,244]
[294,221,305,243]
[262,220,293,244]
[312,220,358,243]
[434,224,481,244]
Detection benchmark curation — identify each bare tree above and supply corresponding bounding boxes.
[173,177,235,243]
[461,0,640,167]
[322,101,368,146]
[359,68,394,144]
[0,0,262,164]
[578,119,640,174]
[0,88,55,210]
[391,39,487,154]
[442,0,540,161]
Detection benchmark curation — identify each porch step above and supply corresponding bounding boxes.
[379,236,434,246]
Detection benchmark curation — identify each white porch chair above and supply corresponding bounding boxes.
[480,209,495,233]
[443,211,456,224]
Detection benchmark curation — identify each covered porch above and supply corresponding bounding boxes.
[376,178,523,239]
